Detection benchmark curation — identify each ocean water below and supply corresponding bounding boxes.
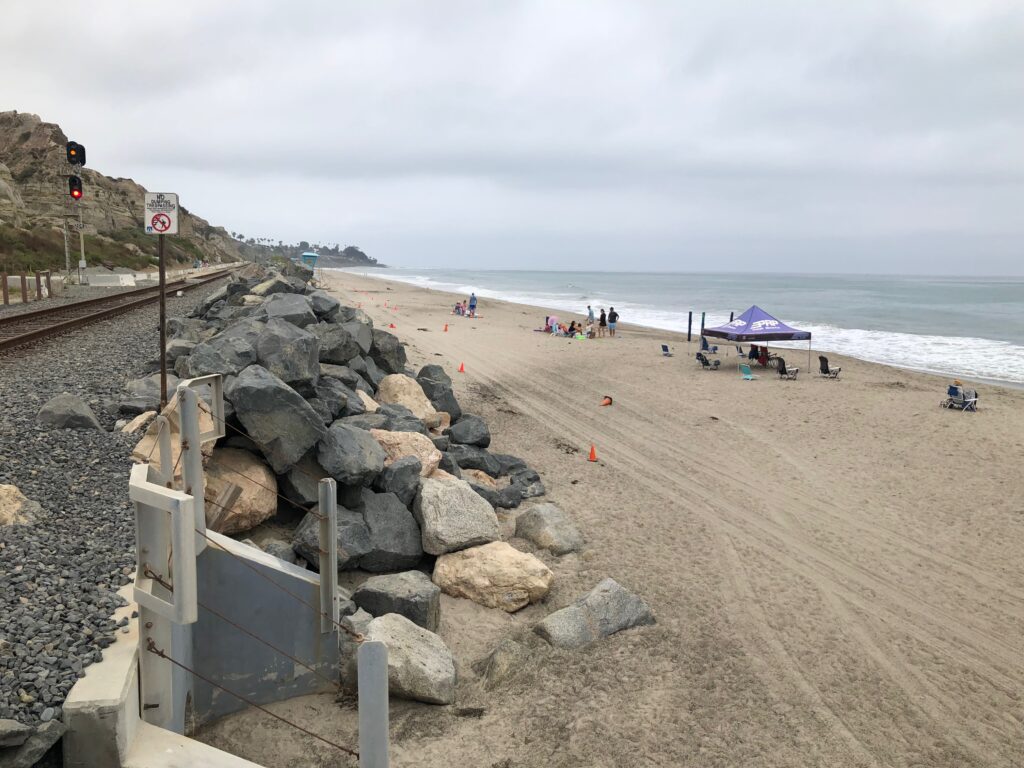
[329,268,1024,385]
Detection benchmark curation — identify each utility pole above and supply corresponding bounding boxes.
[144,193,180,409]
[158,233,167,406]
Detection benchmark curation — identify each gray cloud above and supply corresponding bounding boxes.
[2,0,1022,273]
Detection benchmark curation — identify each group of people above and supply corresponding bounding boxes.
[543,304,620,339]
[452,292,478,317]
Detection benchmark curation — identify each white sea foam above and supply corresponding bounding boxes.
[327,268,1024,385]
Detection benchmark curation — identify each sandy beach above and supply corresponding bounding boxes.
[204,270,1024,768]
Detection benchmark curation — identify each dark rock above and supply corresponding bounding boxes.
[0,719,32,748]
[254,319,319,394]
[358,489,423,572]
[292,507,371,570]
[437,452,462,478]
[37,393,102,430]
[416,364,451,387]
[319,364,360,390]
[497,483,525,509]
[168,317,208,341]
[313,323,362,365]
[431,435,450,452]
[195,285,228,317]
[279,451,329,506]
[259,293,317,328]
[165,338,196,364]
[317,423,386,486]
[369,329,407,374]
[445,414,491,448]
[379,403,428,435]
[307,290,341,318]
[362,355,385,388]
[119,373,180,415]
[306,397,332,424]
[315,377,365,419]
[447,444,501,476]
[263,538,298,564]
[281,261,314,282]
[250,274,294,297]
[343,322,373,355]
[373,455,422,506]
[512,467,545,498]
[492,453,528,476]
[352,571,440,631]
[416,366,462,422]
[0,720,66,767]
[345,357,376,391]
[188,318,264,377]
[225,365,327,473]
[336,306,374,327]
[339,413,389,431]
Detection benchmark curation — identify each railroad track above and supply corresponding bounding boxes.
[0,268,234,353]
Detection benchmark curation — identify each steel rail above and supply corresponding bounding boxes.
[0,268,234,353]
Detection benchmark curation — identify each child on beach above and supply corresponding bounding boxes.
[608,307,619,337]
[598,308,607,337]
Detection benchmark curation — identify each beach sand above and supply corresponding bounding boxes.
[201,270,1024,768]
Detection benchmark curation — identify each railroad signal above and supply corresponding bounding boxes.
[66,141,86,166]
[68,175,83,200]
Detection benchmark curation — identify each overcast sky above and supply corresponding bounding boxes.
[2,1,1022,274]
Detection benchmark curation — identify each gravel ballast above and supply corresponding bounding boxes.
[0,283,226,727]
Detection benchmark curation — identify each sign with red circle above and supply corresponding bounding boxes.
[151,213,171,233]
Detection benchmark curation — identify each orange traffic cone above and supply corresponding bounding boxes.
[443,323,449,332]
[588,444,598,462]
[458,362,465,373]
[600,396,613,406]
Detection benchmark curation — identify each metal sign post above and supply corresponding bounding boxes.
[144,193,180,408]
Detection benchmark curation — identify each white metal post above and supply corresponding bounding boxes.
[318,478,339,634]
[358,641,389,768]
[177,386,208,553]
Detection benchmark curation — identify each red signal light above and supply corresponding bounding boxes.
[69,175,83,200]
[71,189,82,199]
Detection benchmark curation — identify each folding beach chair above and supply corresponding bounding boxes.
[696,352,720,370]
[739,364,757,380]
[734,345,745,358]
[944,388,979,412]
[962,388,979,412]
[776,357,798,380]
[818,356,841,379]
[661,344,673,357]
[700,337,719,355]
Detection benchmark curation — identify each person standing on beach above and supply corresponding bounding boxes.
[587,305,595,325]
[598,308,607,338]
[468,292,478,317]
[608,307,619,337]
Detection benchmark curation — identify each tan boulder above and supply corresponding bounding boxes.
[375,375,437,423]
[204,448,278,535]
[462,469,497,489]
[433,541,553,612]
[430,411,452,435]
[0,485,41,526]
[369,429,441,476]
[429,468,459,482]
[121,410,156,434]
[357,390,380,413]
[131,393,216,480]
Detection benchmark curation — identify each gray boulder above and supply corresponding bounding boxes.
[413,477,500,555]
[346,357,376,391]
[260,292,317,327]
[166,338,196,364]
[317,423,386,486]
[282,260,314,282]
[437,453,462,478]
[168,317,208,342]
[447,444,501,476]
[352,571,439,631]
[37,393,102,430]
[362,355,385,388]
[512,467,546,498]
[416,366,462,422]
[359,489,423,572]
[225,365,326,473]
[379,403,429,435]
[445,414,491,448]
[364,614,456,704]
[369,328,407,374]
[343,321,373,355]
[340,412,390,431]
[319,364,361,390]
[254,319,320,394]
[316,377,364,419]
[336,306,374,327]
[431,435,450,452]
[373,455,421,506]
[534,578,655,649]
[292,506,372,570]
[195,285,228,316]
[306,397,333,424]
[120,373,180,415]
[0,720,66,766]
[314,323,362,364]
[188,318,265,376]
[278,451,329,506]
[515,503,583,554]
[307,289,341,318]
[0,719,32,748]
[250,274,293,297]
[263,538,299,564]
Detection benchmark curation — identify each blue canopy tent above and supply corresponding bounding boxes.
[702,305,812,367]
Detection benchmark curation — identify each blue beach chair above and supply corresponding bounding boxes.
[739,364,757,380]
[661,344,673,357]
